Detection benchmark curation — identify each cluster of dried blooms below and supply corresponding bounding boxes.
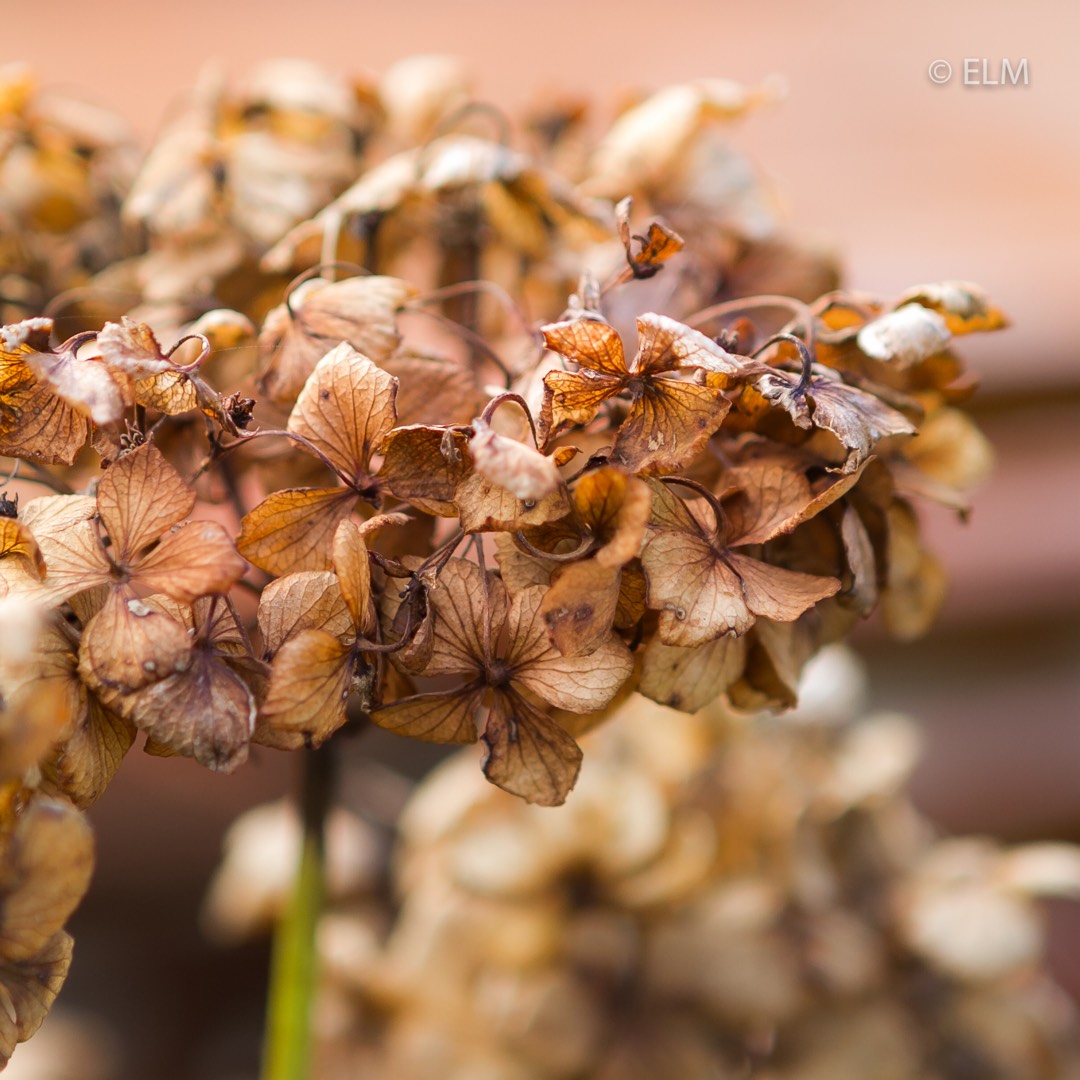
[207,651,1080,1080]
[0,56,1004,1064]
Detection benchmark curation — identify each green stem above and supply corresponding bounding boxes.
[260,745,334,1080]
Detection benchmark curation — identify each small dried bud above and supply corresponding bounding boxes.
[222,391,256,429]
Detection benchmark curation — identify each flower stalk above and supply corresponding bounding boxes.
[261,745,334,1080]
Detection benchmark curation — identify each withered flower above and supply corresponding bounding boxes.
[756,353,917,473]
[0,318,130,465]
[19,443,246,713]
[256,516,400,750]
[640,467,845,648]
[239,341,398,575]
[379,410,574,535]
[508,466,652,657]
[540,313,745,473]
[119,595,264,772]
[372,557,633,805]
[614,195,684,281]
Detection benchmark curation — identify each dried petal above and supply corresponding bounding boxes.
[257,630,353,750]
[468,419,561,502]
[135,520,247,602]
[379,425,471,516]
[756,364,916,473]
[238,488,358,576]
[423,559,506,678]
[257,571,351,658]
[79,588,193,696]
[370,688,483,745]
[456,471,571,534]
[96,317,177,380]
[287,341,398,482]
[480,693,582,807]
[508,586,633,712]
[896,281,1008,335]
[639,634,747,712]
[96,443,194,560]
[612,376,730,474]
[0,930,72,1065]
[259,277,413,404]
[856,304,951,367]
[0,320,89,465]
[0,797,93,963]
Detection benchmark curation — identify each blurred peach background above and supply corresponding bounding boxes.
[7,1,1079,1076]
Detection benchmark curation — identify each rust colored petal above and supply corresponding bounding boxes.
[0,797,94,963]
[0,519,44,578]
[331,518,375,636]
[480,692,582,807]
[507,585,633,711]
[594,474,651,568]
[0,929,72,1064]
[723,457,864,546]
[134,520,247,603]
[424,558,506,678]
[541,319,628,377]
[541,367,623,431]
[257,571,351,658]
[456,471,571,534]
[238,487,358,576]
[0,371,89,465]
[256,630,352,750]
[539,559,621,658]
[379,425,471,516]
[20,502,109,605]
[96,443,195,561]
[287,341,398,480]
[381,351,481,427]
[122,649,255,773]
[258,276,414,405]
[641,529,753,646]
[40,696,136,810]
[725,551,840,623]
[613,378,731,475]
[0,680,72,787]
[634,313,744,376]
[639,633,748,713]
[78,588,193,697]
[134,369,198,415]
[370,688,482,744]
[0,320,89,465]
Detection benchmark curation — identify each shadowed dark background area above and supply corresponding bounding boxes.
[5,1,1079,1076]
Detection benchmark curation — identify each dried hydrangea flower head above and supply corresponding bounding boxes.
[0,57,1013,1068]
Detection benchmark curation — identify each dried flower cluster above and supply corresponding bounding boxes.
[0,56,1004,1064]
[296,653,1080,1080]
